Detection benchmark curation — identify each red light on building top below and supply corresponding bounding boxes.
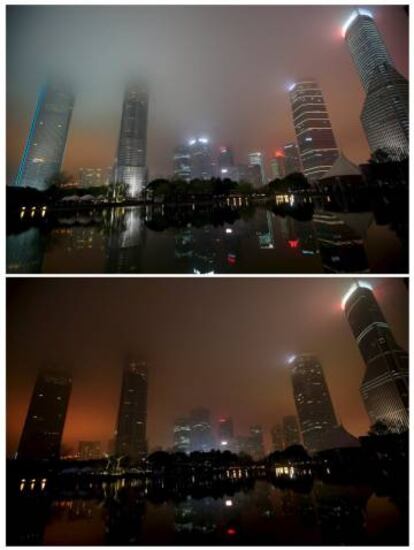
[226,528,237,536]
[227,253,237,266]
[288,240,299,248]
[274,150,284,158]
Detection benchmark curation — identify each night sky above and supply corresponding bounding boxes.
[7,278,408,456]
[6,5,408,184]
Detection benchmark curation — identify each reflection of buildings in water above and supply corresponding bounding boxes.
[106,207,146,273]
[104,484,146,545]
[256,211,275,249]
[51,225,103,253]
[174,497,218,536]
[313,212,369,273]
[311,481,371,545]
[7,228,45,273]
[278,217,319,256]
[175,227,217,274]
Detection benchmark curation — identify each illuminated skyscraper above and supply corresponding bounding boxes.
[218,146,236,178]
[270,152,285,180]
[289,80,338,181]
[115,359,148,459]
[283,143,302,175]
[217,417,234,449]
[173,417,191,453]
[282,415,301,447]
[271,424,284,452]
[188,137,214,180]
[342,282,408,432]
[115,83,149,198]
[173,145,191,181]
[343,10,408,158]
[248,152,266,186]
[15,83,74,191]
[17,367,72,460]
[289,354,338,453]
[189,408,213,451]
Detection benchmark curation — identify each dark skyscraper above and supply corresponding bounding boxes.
[115,83,149,198]
[248,425,265,459]
[342,282,408,432]
[17,367,72,460]
[217,146,235,178]
[282,415,301,447]
[188,137,214,180]
[282,143,302,175]
[289,354,338,453]
[217,416,234,449]
[271,424,284,452]
[173,417,191,453]
[289,80,339,182]
[115,359,148,459]
[189,408,213,452]
[343,10,408,158]
[173,145,191,181]
[15,83,74,191]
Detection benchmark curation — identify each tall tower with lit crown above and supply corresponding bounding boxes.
[343,10,408,158]
[342,281,408,432]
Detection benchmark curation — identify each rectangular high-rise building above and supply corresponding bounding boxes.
[78,440,102,460]
[282,415,301,447]
[343,10,408,158]
[271,424,284,452]
[283,143,302,175]
[173,417,191,453]
[173,145,191,181]
[17,367,72,460]
[15,83,75,191]
[217,417,234,449]
[289,354,338,453]
[115,359,148,459]
[189,408,213,452]
[115,83,149,198]
[248,152,266,186]
[289,80,338,182]
[342,282,408,432]
[188,137,214,180]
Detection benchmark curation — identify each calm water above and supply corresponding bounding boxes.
[6,199,407,274]
[8,476,407,545]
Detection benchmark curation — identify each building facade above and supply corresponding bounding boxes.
[15,83,75,191]
[290,354,338,453]
[283,143,302,175]
[189,408,213,452]
[173,417,191,453]
[289,80,338,182]
[343,10,408,158]
[247,152,266,186]
[282,415,301,447]
[115,359,148,459]
[17,367,72,460]
[271,424,284,452]
[173,145,191,181]
[189,137,214,180]
[342,282,408,432]
[78,440,102,460]
[78,167,105,188]
[115,83,149,198]
[217,417,234,449]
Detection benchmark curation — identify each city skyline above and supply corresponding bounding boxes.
[7,5,408,184]
[7,277,408,456]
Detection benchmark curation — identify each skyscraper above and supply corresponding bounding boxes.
[15,83,75,191]
[248,425,265,458]
[271,424,284,452]
[173,417,191,453]
[247,152,266,186]
[115,83,149,198]
[283,143,302,175]
[188,137,214,180]
[270,151,285,180]
[289,80,339,181]
[218,146,236,178]
[342,282,408,432]
[289,354,338,453]
[282,415,301,447]
[17,367,72,460]
[173,145,191,181]
[115,359,148,459]
[343,10,408,158]
[217,417,234,449]
[189,408,213,452]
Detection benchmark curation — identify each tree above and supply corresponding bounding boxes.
[45,171,74,189]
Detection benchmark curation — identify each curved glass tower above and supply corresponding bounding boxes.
[15,83,75,191]
[342,282,408,432]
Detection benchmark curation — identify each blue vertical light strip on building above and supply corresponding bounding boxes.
[14,84,47,187]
